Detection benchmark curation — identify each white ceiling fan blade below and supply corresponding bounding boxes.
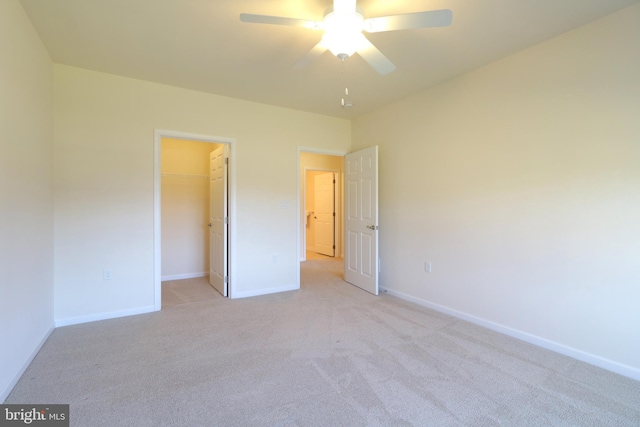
[364,9,452,33]
[240,14,322,30]
[292,41,328,70]
[333,0,356,14]
[356,36,395,75]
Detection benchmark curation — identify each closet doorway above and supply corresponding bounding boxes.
[154,130,236,309]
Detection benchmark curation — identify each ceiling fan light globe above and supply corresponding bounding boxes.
[322,32,357,57]
[322,10,364,58]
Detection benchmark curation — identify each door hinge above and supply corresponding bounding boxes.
[225,157,229,165]
[333,245,335,249]
[333,179,336,184]
[224,276,229,284]
[224,217,228,224]
[333,212,335,217]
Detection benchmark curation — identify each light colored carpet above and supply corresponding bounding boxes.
[161,276,219,308]
[305,250,335,261]
[6,257,640,426]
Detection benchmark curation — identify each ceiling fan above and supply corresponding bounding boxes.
[240,0,452,75]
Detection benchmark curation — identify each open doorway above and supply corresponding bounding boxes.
[154,130,236,309]
[299,150,344,266]
[160,138,219,283]
[160,138,228,306]
[298,146,380,295]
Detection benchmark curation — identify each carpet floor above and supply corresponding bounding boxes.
[6,256,640,426]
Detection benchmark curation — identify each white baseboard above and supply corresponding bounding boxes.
[1,324,54,403]
[231,283,299,299]
[380,286,640,382]
[54,305,157,328]
[161,272,207,281]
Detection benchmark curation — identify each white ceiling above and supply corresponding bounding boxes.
[20,0,640,118]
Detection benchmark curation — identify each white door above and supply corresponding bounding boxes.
[344,146,378,295]
[314,172,335,257]
[209,145,228,296]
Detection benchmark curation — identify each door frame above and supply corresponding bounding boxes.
[296,146,347,287]
[154,129,237,309]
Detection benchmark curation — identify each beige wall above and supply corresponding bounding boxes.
[300,152,345,259]
[0,0,54,400]
[161,138,218,280]
[53,64,351,322]
[161,137,213,175]
[352,5,640,377]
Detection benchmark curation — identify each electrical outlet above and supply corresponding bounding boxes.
[103,268,112,280]
[424,261,432,273]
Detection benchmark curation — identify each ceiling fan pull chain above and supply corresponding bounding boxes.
[338,49,354,109]
[339,58,348,107]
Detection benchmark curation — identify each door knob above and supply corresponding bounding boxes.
[208,223,212,227]
[366,225,377,230]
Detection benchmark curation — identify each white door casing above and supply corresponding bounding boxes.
[344,146,378,295]
[209,145,228,296]
[314,172,335,257]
